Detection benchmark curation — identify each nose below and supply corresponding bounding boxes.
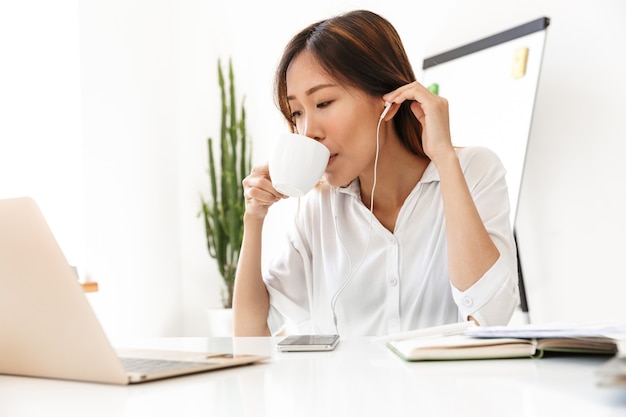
[297,113,322,141]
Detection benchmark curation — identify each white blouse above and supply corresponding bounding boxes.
[264,146,520,337]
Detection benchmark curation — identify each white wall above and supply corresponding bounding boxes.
[3,0,625,339]
[78,0,185,340]
[0,1,84,271]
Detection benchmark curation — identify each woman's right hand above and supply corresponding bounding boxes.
[242,162,287,219]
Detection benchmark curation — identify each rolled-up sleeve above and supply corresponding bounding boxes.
[450,255,519,325]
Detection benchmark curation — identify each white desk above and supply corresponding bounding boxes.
[1,337,624,416]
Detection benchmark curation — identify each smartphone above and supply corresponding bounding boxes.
[276,334,340,352]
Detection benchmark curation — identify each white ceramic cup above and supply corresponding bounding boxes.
[269,132,330,198]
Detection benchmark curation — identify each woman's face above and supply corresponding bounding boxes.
[285,51,383,187]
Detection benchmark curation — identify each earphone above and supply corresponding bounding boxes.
[379,101,392,120]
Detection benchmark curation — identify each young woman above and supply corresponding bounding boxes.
[233,9,519,337]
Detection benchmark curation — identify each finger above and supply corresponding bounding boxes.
[410,101,425,123]
[245,164,287,199]
[384,81,434,105]
[244,177,282,201]
[249,163,270,179]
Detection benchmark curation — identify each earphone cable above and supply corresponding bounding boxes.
[330,113,383,334]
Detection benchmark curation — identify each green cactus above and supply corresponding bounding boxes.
[200,58,252,308]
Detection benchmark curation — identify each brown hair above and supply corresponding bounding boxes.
[274,9,425,157]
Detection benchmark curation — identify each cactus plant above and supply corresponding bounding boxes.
[200,58,251,309]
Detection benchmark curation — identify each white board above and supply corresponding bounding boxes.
[421,18,549,226]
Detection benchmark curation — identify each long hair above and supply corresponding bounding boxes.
[274,9,425,157]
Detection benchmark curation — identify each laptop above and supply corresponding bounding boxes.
[0,197,268,385]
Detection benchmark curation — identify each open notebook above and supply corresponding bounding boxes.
[0,197,268,384]
[387,323,624,361]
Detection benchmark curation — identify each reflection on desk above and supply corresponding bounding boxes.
[1,337,624,417]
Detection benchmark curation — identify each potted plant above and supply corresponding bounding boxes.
[200,58,252,311]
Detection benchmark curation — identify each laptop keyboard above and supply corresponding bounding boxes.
[120,357,214,374]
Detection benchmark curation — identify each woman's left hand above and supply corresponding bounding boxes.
[384,81,454,163]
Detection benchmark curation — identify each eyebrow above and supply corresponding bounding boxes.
[286,83,337,102]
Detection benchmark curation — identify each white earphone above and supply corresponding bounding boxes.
[379,101,392,120]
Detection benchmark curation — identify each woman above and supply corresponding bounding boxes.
[233,9,519,337]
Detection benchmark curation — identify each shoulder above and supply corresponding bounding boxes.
[455,146,506,176]
[456,146,502,167]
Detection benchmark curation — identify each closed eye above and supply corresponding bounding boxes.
[290,100,332,119]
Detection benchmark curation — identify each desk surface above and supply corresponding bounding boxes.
[1,337,624,417]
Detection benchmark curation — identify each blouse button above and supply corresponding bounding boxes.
[462,297,473,307]
[389,278,398,286]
